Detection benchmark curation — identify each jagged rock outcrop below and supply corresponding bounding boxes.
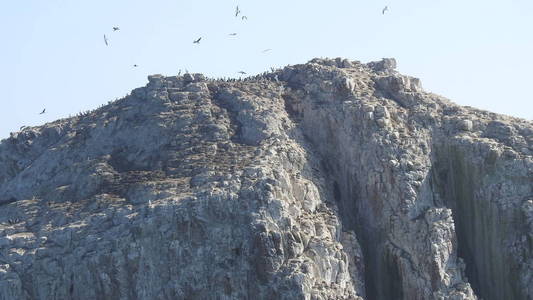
[0,57,531,300]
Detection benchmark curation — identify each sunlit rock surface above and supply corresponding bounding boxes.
[0,58,531,300]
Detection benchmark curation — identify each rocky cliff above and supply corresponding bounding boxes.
[0,58,531,300]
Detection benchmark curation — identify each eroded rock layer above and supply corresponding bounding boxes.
[0,58,531,300]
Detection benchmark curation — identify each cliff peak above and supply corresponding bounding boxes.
[1,57,532,300]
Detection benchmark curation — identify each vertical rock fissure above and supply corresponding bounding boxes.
[359,232,403,300]
[432,144,526,300]
[319,157,402,300]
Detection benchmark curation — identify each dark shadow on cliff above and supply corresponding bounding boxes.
[310,143,403,300]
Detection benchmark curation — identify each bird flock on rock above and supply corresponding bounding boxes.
[37,4,390,116]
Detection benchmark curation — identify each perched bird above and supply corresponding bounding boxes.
[39,109,46,115]
[104,34,109,46]
[8,218,20,225]
[235,6,241,17]
[238,71,247,75]
[229,33,238,36]
[382,6,389,15]
[193,37,202,44]
[113,27,120,31]
[241,16,248,21]
[262,48,272,53]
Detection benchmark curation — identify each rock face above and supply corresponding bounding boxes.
[0,58,531,300]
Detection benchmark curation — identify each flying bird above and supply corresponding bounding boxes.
[104,34,109,46]
[241,16,248,21]
[235,6,241,17]
[113,27,120,31]
[229,33,238,36]
[262,48,272,53]
[193,37,202,44]
[133,64,138,67]
[382,6,389,15]
[238,71,247,75]
[39,109,46,115]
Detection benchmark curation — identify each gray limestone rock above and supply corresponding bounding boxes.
[0,57,531,300]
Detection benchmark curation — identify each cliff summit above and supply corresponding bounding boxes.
[1,58,532,300]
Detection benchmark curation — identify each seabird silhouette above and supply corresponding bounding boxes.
[39,109,46,114]
[235,6,241,17]
[382,6,389,15]
[193,37,202,44]
[104,34,109,46]
[262,48,272,53]
[113,27,120,31]
[8,218,20,225]
[229,33,238,36]
[133,64,138,67]
[241,16,247,20]
[238,71,247,75]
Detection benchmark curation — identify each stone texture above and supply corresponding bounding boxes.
[0,57,531,300]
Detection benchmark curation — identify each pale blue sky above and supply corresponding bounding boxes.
[1,0,532,139]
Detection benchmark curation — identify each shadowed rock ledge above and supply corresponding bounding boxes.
[0,57,531,300]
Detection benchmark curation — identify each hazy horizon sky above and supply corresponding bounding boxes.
[1,0,532,139]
